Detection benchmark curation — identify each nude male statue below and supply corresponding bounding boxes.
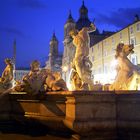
[69,23,96,90]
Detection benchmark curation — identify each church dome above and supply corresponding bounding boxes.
[80,1,88,17]
[66,11,75,23]
[76,1,91,30]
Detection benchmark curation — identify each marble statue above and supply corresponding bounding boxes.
[0,58,14,93]
[110,43,140,90]
[69,23,96,90]
[14,60,67,93]
[15,60,46,94]
[45,71,68,91]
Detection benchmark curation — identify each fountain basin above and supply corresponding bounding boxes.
[0,91,140,139]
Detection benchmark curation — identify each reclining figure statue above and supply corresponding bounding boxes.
[14,60,67,94]
[15,60,46,93]
[0,58,14,93]
[110,43,140,90]
[45,71,68,91]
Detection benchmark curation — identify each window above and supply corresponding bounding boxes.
[104,51,107,57]
[93,70,96,75]
[92,56,94,61]
[132,58,136,65]
[111,48,115,53]
[97,44,99,50]
[98,67,102,74]
[92,47,94,52]
[104,40,106,46]
[131,54,137,65]
[136,23,140,31]
[130,26,133,34]
[120,32,122,39]
[130,38,136,46]
[104,65,108,74]
[112,37,115,44]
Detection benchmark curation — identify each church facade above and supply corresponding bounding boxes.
[62,1,113,82]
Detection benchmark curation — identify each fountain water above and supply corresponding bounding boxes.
[66,68,75,91]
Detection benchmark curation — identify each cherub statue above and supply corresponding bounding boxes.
[69,23,96,90]
[110,43,140,90]
[0,58,14,93]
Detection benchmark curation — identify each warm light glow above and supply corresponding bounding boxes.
[65,59,119,88]
[138,85,140,90]
[94,59,118,85]
[62,66,68,72]
[94,73,117,85]
[67,81,73,91]
[128,75,140,90]
[110,59,118,82]
[12,79,16,88]
[111,59,118,68]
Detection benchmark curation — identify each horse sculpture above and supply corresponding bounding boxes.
[110,43,140,90]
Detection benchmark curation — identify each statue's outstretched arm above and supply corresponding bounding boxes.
[88,23,96,33]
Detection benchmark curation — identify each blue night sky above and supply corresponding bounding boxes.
[0,0,140,74]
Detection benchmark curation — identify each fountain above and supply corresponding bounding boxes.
[0,26,140,140]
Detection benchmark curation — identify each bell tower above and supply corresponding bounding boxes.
[64,10,76,39]
[49,32,58,57]
[62,11,76,81]
[48,32,59,70]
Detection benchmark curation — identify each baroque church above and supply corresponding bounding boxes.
[46,1,114,80]
[45,32,62,72]
[62,1,114,81]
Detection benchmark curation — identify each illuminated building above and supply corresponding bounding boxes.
[62,1,140,85]
[89,15,140,84]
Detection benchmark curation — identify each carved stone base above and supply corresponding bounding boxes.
[64,91,140,140]
[0,91,140,140]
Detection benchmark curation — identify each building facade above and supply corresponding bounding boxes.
[62,1,140,85]
[89,16,140,84]
[15,69,29,81]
